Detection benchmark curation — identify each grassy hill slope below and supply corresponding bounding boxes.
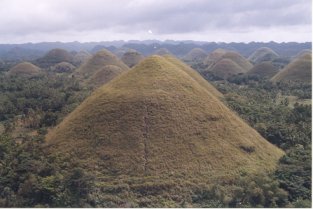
[46,56,283,182]
[247,61,279,78]
[249,47,279,64]
[8,62,41,77]
[121,50,145,67]
[271,53,312,83]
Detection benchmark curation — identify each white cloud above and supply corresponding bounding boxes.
[0,0,311,43]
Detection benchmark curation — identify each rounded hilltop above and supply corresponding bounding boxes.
[121,50,145,67]
[8,62,41,77]
[247,61,279,78]
[74,49,129,88]
[204,50,253,79]
[46,55,283,183]
[36,48,74,67]
[271,52,312,83]
[183,48,207,62]
[51,62,76,73]
[248,47,279,64]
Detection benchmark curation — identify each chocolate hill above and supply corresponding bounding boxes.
[204,50,253,79]
[271,52,312,83]
[121,50,145,67]
[36,48,74,67]
[74,49,129,87]
[247,61,279,78]
[8,62,41,77]
[46,55,283,182]
[51,62,76,73]
[248,47,279,64]
[183,48,207,62]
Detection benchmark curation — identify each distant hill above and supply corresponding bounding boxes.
[247,61,279,78]
[204,50,253,79]
[8,62,41,77]
[121,50,145,67]
[209,58,246,79]
[183,48,207,62]
[86,65,124,88]
[74,49,129,87]
[51,62,76,73]
[46,55,283,185]
[248,47,279,64]
[0,42,310,61]
[203,48,228,67]
[294,49,312,59]
[271,52,312,83]
[73,50,91,66]
[36,48,74,68]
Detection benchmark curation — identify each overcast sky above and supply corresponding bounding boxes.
[0,0,311,43]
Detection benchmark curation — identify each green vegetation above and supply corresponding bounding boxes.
[0,53,311,207]
[201,72,311,207]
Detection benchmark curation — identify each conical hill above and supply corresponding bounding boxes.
[183,48,207,62]
[121,50,145,67]
[86,65,124,88]
[8,62,41,77]
[271,52,312,83]
[209,58,245,79]
[247,61,279,78]
[46,55,283,181]
[75,49,129,79]
[248,47,279,64]
[204,50,253,79]
[36,48,74,67]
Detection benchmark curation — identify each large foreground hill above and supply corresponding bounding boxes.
[46,55,283,181]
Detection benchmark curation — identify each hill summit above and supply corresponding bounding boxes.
[36,48,74,67]
[183,48,207,62]
[121,50,144,67]
[248,47,279,64]
[46,55,283,181]
[204,50,253,79]
[74,49,129,87]
[8,62,41,77]
[247,61,279,78]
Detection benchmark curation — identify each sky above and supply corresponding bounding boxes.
[0,0,311,43]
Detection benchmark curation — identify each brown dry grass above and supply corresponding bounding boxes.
[248,47,279,64]
[210,58,245,79]
[46,55,283,184]
[8,62,41,77]
[247,61,279,78]
[75,49,129,79]
[39,48,74,64]
[183,48,207,62]
[86,65,124,88]
[271,53,312,83]
[204,50,253,78]
[51,62,76,73]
